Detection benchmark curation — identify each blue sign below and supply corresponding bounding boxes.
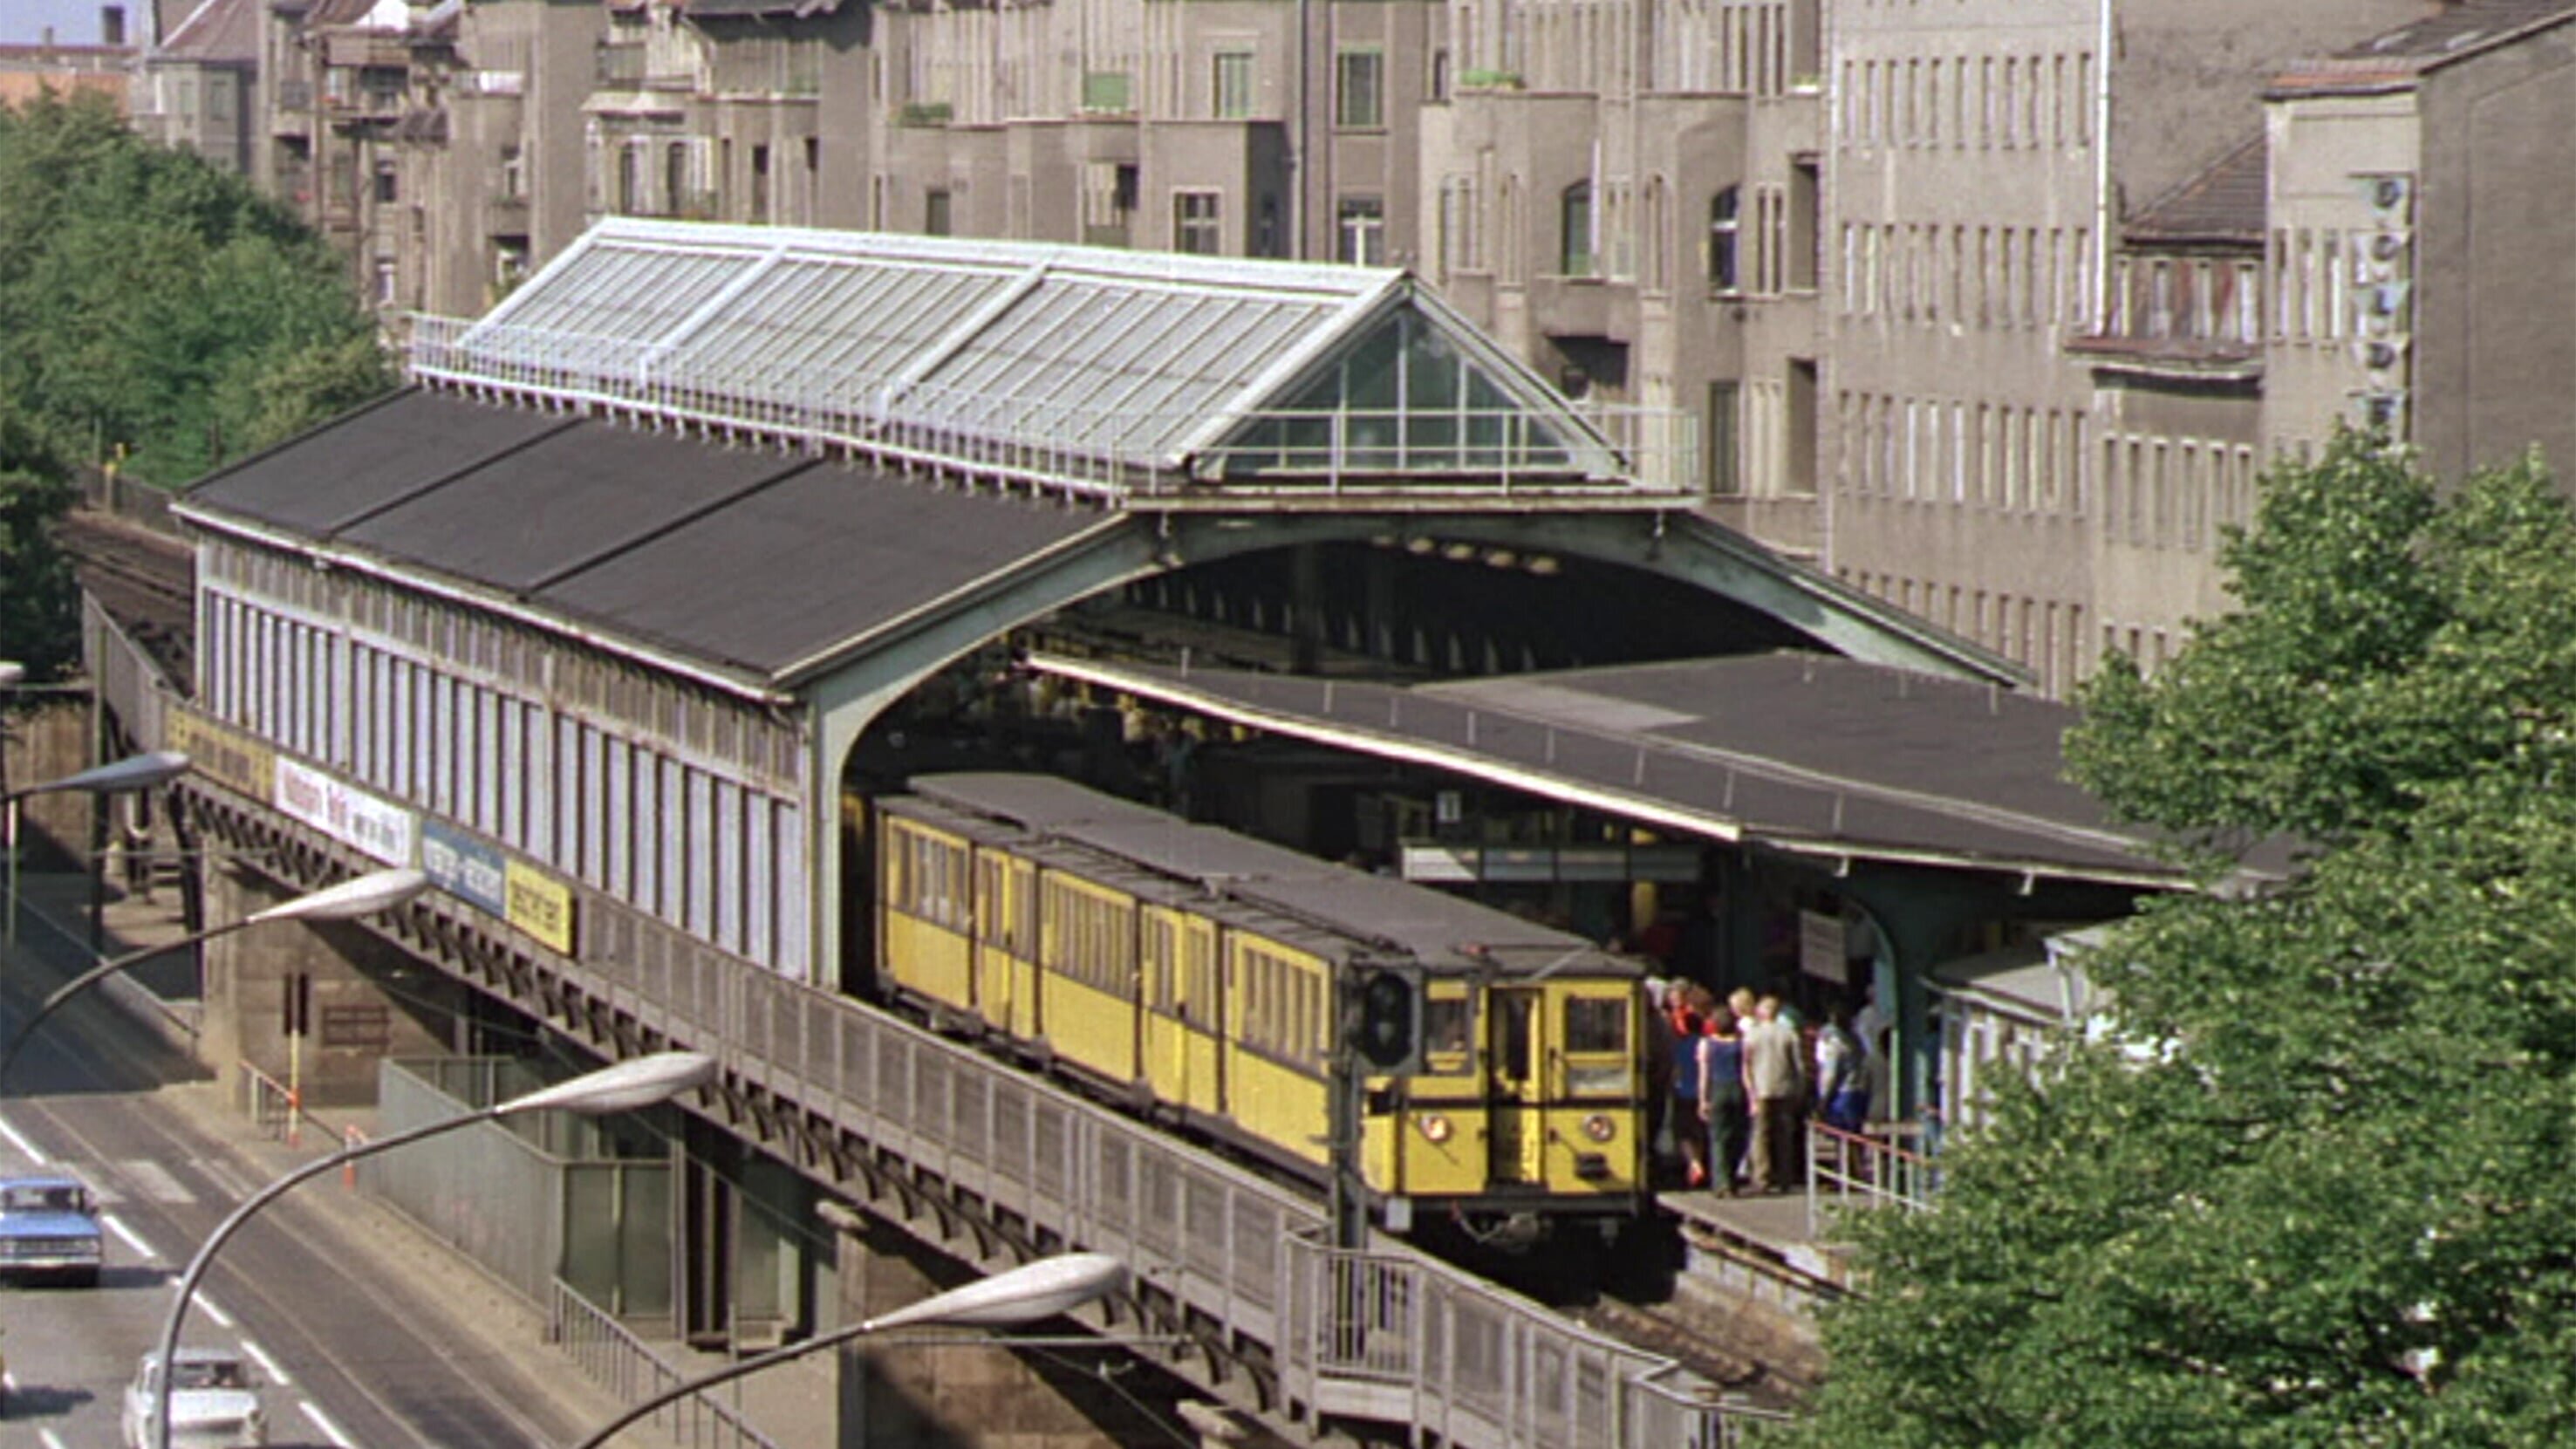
[420,822,509,919]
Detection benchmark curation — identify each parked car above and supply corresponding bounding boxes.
[0,1174,103,1287]
[120,1350,268,1448]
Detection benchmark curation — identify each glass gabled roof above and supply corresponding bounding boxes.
[409,219,1669,499]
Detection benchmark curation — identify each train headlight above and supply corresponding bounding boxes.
[1417,1113,1454,1145]
[1581,1114,1616,1144]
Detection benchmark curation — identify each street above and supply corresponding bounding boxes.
[0,881,628,1448]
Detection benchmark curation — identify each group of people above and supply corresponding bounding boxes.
[1656,982,1878,1196]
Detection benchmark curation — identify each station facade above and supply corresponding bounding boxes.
[127,216,2196,1440]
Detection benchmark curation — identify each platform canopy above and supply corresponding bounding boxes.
[410,219,1671,501]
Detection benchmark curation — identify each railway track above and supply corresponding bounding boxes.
[56,507,196,683]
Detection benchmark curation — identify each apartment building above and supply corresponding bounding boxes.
[215,0,2576,697]
[1823,0,2433,694]
[1424,0,1825,542]
[0,8,134,112]
[131,0,257,173]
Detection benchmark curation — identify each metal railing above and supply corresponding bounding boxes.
[406,314,1696,500]
[1806,1119,1937,1239]
[550,1278,782,1449]
[236,1060,315,1147]
[171,742,1789,1449]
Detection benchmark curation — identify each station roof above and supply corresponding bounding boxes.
[411,218,1649,499]
[1028,651,2279,892]
[177,389,1118,694]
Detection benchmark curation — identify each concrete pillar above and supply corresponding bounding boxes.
[834,1215,1157,1449]
[199,866,448,1107]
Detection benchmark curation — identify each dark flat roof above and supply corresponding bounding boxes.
[1028,651,2263,890]
[180,390,1120,691]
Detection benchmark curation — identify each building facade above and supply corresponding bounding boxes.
[201,0,2576,699]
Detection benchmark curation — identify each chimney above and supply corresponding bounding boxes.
[102,6,126,45]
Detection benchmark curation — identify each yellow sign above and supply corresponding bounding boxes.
[167,708,275,801]
[505,860,577,955]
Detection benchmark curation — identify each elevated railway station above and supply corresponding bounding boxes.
[74,218,2078,1446]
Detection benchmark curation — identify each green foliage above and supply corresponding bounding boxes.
[1780,432,2576,1448]
[0,90,389,487]
[0,400,79,678]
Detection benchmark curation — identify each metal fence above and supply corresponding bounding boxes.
[366,1058,680,1312]
[365,1061,566,1302]
[1806,1120,1937,1240]
[406,315,1697,502]
[558,892,1768,1448]
[550,1278,782,1449]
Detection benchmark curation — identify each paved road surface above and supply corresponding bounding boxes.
[0,884,632,1448]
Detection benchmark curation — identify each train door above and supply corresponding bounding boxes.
[1141,908,1188,1107]
[1486,987,1547,1187]
[973,851,1008,1030]
[1007,857,1039,1038]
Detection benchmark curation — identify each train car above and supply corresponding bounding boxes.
[878,773,1649,1245]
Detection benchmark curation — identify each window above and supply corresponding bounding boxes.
[614,146,635,213]
[1336,50,1384,129]
[1709,186,1740,290]
[664,142,688,215]
[1213,50,1254,119]
[1561,181,1594,277]
[1174,190,1222,254]
[1565,997,1627,1054]
[925,188,951,236]
[750,143,770,218]
[1706,381,1739,494]
[1083,70,1132,113]
[374,161,398,205]
[1337,195,1385,265]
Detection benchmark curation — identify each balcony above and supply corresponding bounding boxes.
[484,195,529,239]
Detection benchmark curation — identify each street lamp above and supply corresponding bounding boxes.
[0,865,431,1091]
[568,1250,1132,1449]
[151,1049,722,1449]
[3,748,190,947]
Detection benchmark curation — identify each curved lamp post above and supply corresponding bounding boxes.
[0,866,431,1092]
[3,748,191,948]
[153,1049,721,1449]
[569,1250,1131,1449]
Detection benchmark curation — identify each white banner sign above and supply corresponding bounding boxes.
[275,758,416,867]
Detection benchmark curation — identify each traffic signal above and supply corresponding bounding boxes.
[1351,967,1424,1074]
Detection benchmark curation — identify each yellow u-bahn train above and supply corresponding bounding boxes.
[872,773,1648,1244]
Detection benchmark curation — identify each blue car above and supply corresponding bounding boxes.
[0,1174,105,1287]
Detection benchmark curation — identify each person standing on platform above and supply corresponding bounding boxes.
[1743,994,1807,1193]
[1697,1007,1749,1194]
[1668,986,1714,1187]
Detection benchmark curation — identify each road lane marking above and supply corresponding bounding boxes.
[300,1399,356,1448]
[119,1158,194,1203]
[39,1429,70,1449]
[102,1212,158,1260]
[199,1295,236,1328]
[242,1336,291,1387]
[0,1111,47,1165]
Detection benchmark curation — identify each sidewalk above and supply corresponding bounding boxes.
[5,870,841,1449]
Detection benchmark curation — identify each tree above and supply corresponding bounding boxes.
[1779,432,2576,1447]
[0,400,78,678]
[0,90,388,485]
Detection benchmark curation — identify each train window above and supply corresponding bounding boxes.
[1423,995,1473,1073]
[1564,998,1628,1055]
[1186,928,1216,1023]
